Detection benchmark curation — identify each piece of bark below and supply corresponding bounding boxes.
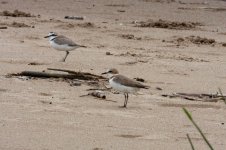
[80,90,106,99]
[88,91,106,99]
[80,91,117,103]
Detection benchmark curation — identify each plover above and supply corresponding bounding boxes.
[44,32,86,62]
[102,68,149,108]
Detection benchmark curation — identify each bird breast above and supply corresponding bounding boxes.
[50,40,77,51]
[109,78,139,93]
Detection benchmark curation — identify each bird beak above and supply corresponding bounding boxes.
[101,72,108,75]
[44,35,50,38]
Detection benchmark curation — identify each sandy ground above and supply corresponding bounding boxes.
[0,0,226,149]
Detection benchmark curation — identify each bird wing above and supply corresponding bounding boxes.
[112,75,149,89]
[54,35,79,46]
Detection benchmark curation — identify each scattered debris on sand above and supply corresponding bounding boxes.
[116,134,142,138]
[77,22,95,28]
[80,90,106,99]
[0,10,35,17]
[156,53,209,62]
[106,52,113,55]
[1,1,7,4]
[105,4,128,7]
[134,19,202,30]
[165,36,216,46]
[222,43,226,47]
[117,52,138,57]
[0,22,32,28]
[56,22,96,29]
[140,0,175,2]
[185,36,215,45]
[116,52,149,58]
[117,10,126,12]
[0,26,7,29]
[28,62,46,65]
[64,16,85,20]
[119,34,142,40]
[162,92,226,102]
[11,22,31,28]
[178,7,226,12]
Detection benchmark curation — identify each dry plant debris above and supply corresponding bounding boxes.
[0,10,34,17]
[64,16,84,20]
[105,4,128,7]
[162,92,226,102]
[119,34,142,40]
[178,7,226,12]
[135,19,202,30]
[56,22,96,29]
[0,26,7,29]
[0,22,32,28]
[166,36,216,46]
[77,22,95,28]
[184,36,215,45]
[80,91,106,99]
[140,0,175,2]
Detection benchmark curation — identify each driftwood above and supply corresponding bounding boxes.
[9,68,107,81]
[162,92,226,102]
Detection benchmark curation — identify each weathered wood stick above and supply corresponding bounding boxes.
[10,71,101,80]
[15,71,76,78]
[47,68,107,79]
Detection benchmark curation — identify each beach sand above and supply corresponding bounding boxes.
[0,0,226,149]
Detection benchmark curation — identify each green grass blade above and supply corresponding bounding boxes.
[186,134,195,150]
[183,108,214,150]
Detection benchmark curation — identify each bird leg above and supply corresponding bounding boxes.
[61,51,70,62]
[123,94,127,107]
[123,93,129,108]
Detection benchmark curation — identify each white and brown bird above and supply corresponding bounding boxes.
[102,68,149,108]
[44,32,86,62]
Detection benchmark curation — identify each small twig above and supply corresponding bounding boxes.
[186,134,195,150]
[218,88,226,105]
[183,108,214,150]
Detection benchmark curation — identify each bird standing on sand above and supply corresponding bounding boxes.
[44,32,86,62]
[102,68,149,108]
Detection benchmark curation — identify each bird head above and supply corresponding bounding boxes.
[44,32,58,40]
[102,68,119,78]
